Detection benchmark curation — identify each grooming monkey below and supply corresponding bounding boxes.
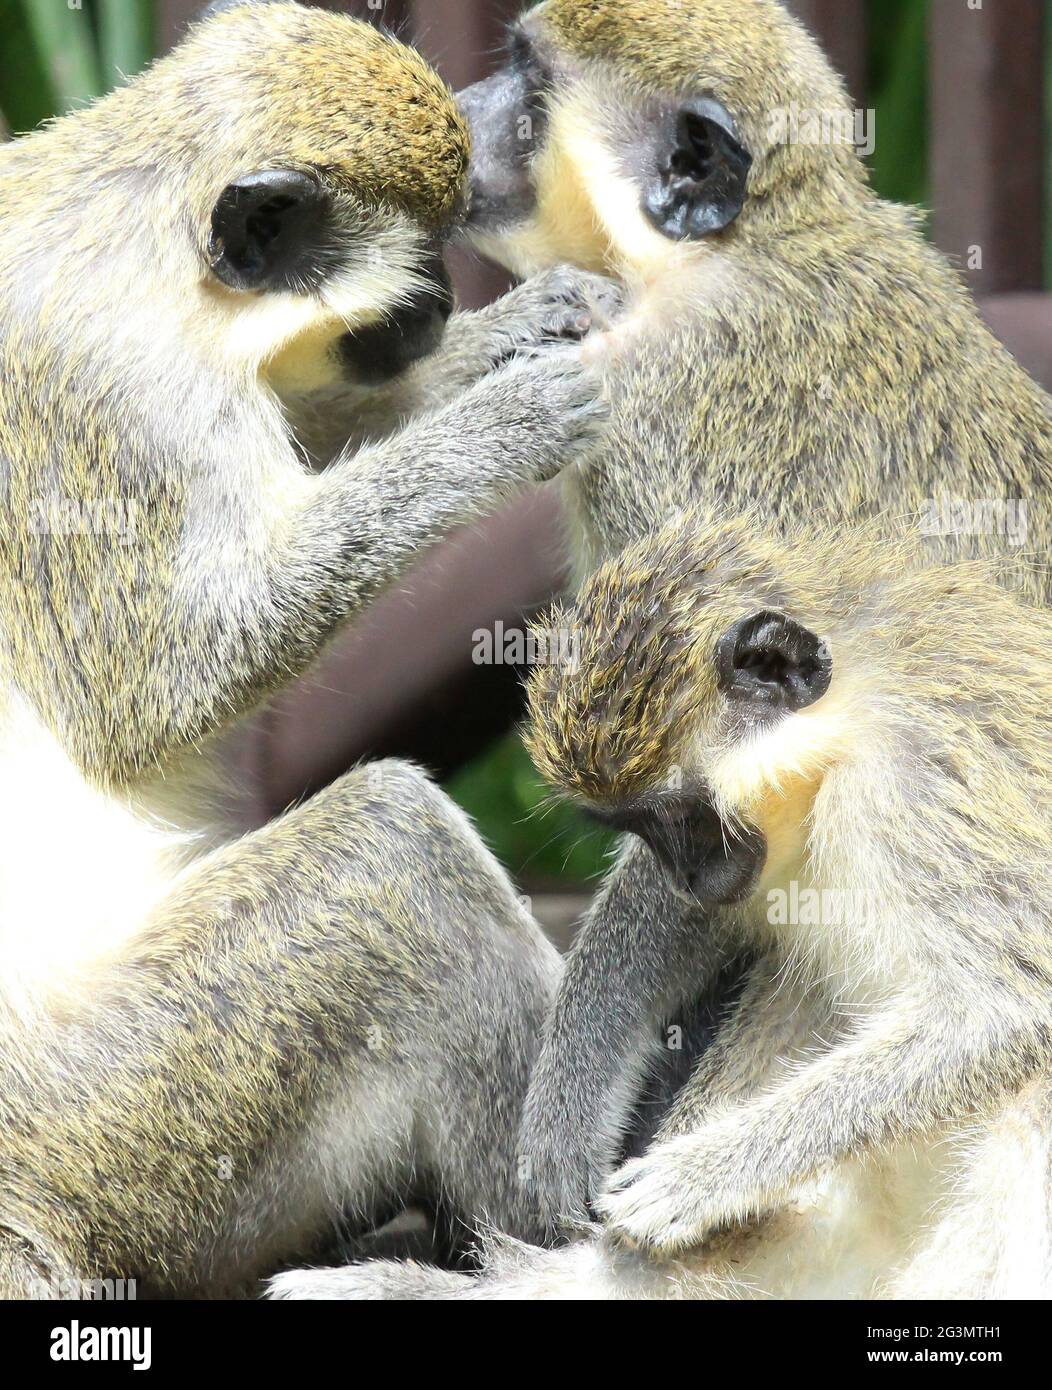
[0,2,620,1296]
[453,0,1052,579]
[276,509,1052,1298]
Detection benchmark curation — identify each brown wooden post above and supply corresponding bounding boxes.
[409,0,520,90]
[930,0,1046,295]
[339,0,412,31]
[158,0,413,53]
[784,0,868,105]
[157,0,197,51]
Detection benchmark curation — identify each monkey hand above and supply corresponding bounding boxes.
[396,266,621,411]
[520,1131,610,1238]
[595,1122,775,1254]
[476,347,609,482]
[478,264,624,366]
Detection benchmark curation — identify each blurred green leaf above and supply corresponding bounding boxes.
[21,0,103,112]
[0,0,59,131]
[98,0,154,87]
[1,0,158,132]
[867,0,928,209]
[445,733,616,888]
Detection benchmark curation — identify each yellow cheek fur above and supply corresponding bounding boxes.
[504,93,699,284]
[263,315,347,393]
[488,109,614,278]
[199,221,425,388]
[707,681,859,843]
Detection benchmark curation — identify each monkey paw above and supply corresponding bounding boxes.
[520,1146,605,1239]
[490,264,624,360]
[533,264,624,341]
[595,1135,725,1253]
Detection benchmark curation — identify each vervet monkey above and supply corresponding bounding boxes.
[276,510,1052,1298]
[455,0,1050,582]
[0,3,614,1296]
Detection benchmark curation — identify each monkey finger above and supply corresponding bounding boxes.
[539,309,593,345]
[597,1149,714,1253]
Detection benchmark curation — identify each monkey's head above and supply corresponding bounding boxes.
[458,0,864,282]
[3,3,469,389]
[525,512,855,905]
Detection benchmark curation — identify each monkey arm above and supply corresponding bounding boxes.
[273,347,604,627]
[597,991,1052,1253]
[292,266,622,458]
[397,266,622,412]
[43,345,604,788]
[518,837,733,1229]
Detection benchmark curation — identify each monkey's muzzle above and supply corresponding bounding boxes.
[338,253,454,386]
[600,795,767,906]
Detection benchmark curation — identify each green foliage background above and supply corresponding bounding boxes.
[0,0,153,129]
[1,0,1048,883]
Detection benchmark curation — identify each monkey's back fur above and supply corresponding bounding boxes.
[575,197,1052,594]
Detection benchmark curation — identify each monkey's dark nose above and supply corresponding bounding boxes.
[596,796,766,905]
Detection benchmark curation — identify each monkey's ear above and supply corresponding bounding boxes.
[208,169,333,293]
[642,97,752,240]
[716,610,831,712]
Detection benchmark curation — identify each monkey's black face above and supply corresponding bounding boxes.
[595,794,766,906]
[456,26,553,235]
[611,610,831,898]
[337,252,454,385]
[570,608,832,902]
[456,20,753,249]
